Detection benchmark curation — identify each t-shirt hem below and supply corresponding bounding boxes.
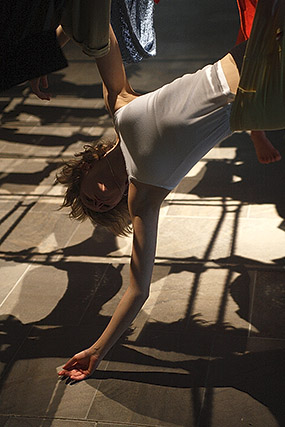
[129,175,173,191]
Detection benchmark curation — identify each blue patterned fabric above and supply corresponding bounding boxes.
[111,0,156,63]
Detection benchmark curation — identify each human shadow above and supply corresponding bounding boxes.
[1,236,285,426]
[80,250,284,426]
[1,108,285,426]
[0,127,99,147]
[0,71,103,101]
[1,98,108,127]
[0,71,112,157]
[229,264,285,338]
[1,126,285,423]
[188,131,285,220]
[89,345,285,426]
[0,161,60,189]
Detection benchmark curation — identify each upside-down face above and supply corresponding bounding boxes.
[80,144,128,212]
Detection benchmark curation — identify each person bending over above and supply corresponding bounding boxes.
[57,42,257,381]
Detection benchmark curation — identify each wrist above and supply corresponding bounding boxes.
[89,343,105,361]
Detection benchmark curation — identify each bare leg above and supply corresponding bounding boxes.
[56,25,71,48]
[250,130,281,164]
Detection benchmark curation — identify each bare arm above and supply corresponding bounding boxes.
[58,182,169,380]
[96,25,139,115]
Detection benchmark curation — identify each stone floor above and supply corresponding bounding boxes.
[1,1,285,426]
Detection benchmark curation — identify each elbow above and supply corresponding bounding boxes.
[141,289,150,302]
[133,288,150,304]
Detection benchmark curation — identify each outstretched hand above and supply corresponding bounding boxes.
[29,75,51,100]
[58,348,101,381]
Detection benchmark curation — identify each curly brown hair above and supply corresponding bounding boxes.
[56,139,132,236]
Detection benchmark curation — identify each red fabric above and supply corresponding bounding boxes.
[236,0,258,43]
[154,0,160,3]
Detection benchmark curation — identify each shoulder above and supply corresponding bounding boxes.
[128,180,170,216]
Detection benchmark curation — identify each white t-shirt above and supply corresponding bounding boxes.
[114,61,234,190]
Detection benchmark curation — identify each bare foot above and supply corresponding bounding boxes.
[251,131,281,164]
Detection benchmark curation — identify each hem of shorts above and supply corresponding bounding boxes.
[81,41,110,58]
